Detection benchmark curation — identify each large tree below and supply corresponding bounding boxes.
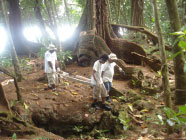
[131,0,144,26]
[7,0,43,55]
[8,0,29,55]
[165,0,186,105]
[67,0,146,66]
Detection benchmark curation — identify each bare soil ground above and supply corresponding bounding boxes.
[0,60,182,139]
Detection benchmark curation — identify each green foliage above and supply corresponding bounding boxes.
[12,133,17,139]
[37,47,47,58]
[20,58,33,73]
[10,100,16,108]
[57,51,73,69]
[73,125,83,133]
[118,111,130,131]
[0,54,12,68]
[163,105,186,128]
[169,29,186,71]
[94,129,109,139]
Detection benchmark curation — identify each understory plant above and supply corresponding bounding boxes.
[170,29,186,71]
[157,105,186,132]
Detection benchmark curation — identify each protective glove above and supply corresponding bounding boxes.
[57,67,61,72]
[121,70,125,76]
[119,67,123,72]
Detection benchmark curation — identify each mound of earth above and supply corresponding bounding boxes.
[0,60,182,139]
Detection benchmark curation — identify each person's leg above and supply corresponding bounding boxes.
[100,84,111,111]
[104,82,112,102]
[108,82,112,92]
[104,82,109,92]
[47,73,53,89]
[91,85,101,109]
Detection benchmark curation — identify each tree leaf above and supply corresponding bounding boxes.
[24,102,29,110]
[178,41,186,50]
[52,92,59,96]
[178,105,186,114]
[171,31,185,35]
[128,104,133,112]
[12,133,17,139]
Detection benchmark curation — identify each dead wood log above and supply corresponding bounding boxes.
[0,66,22,101]
[114,59,143,79]
[131,52,161,71]
[0,83,11,113]
[111,24,172,52]
[106,36,147,65]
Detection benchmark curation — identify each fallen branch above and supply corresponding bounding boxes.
[131,52,161,71]
[111,24,172,51]
[0,66,22,101]
[0,83,11,113]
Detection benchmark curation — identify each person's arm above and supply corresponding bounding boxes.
[101,71,104,78]
[93,70,98,84]
[48,61,53,70]
[46,52,53,71]
[115,64,125,75]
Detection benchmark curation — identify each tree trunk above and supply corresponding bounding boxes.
[7,0,29,55]
[34,0,48,37]
[72,0,146,67]
[1,0,23,82]
[153,0,172,108]
[64,0,71,25]
[131,0,144,26]
[165,0,186,105]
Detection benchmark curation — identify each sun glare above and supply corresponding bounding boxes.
[0,24,76,54]
[23,26,42,42]
[58,25,76,41]
[0,26,7,54]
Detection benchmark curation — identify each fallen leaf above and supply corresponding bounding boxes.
[24,102,29,110]
[52,92,59,96]
[134,115,143,118]
[71,91,78,95]
[64,82,69,86]
[140,124,147,128]
[128,104,133,112]
[112,99,118,102]
[140,109,149,113]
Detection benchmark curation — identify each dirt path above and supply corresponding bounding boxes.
[0,62,181,139]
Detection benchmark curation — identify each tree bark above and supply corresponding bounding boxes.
[131,0,144,26]
[7,0,29,55]
[1,0,23,82]
[153,1,173,133]
[64,0,71,25]
[165,0,186,105]
[34,0,48,37]
[76,0,146,65]
[153,0,172,110]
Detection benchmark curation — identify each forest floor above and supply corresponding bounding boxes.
[0,58,184,139]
